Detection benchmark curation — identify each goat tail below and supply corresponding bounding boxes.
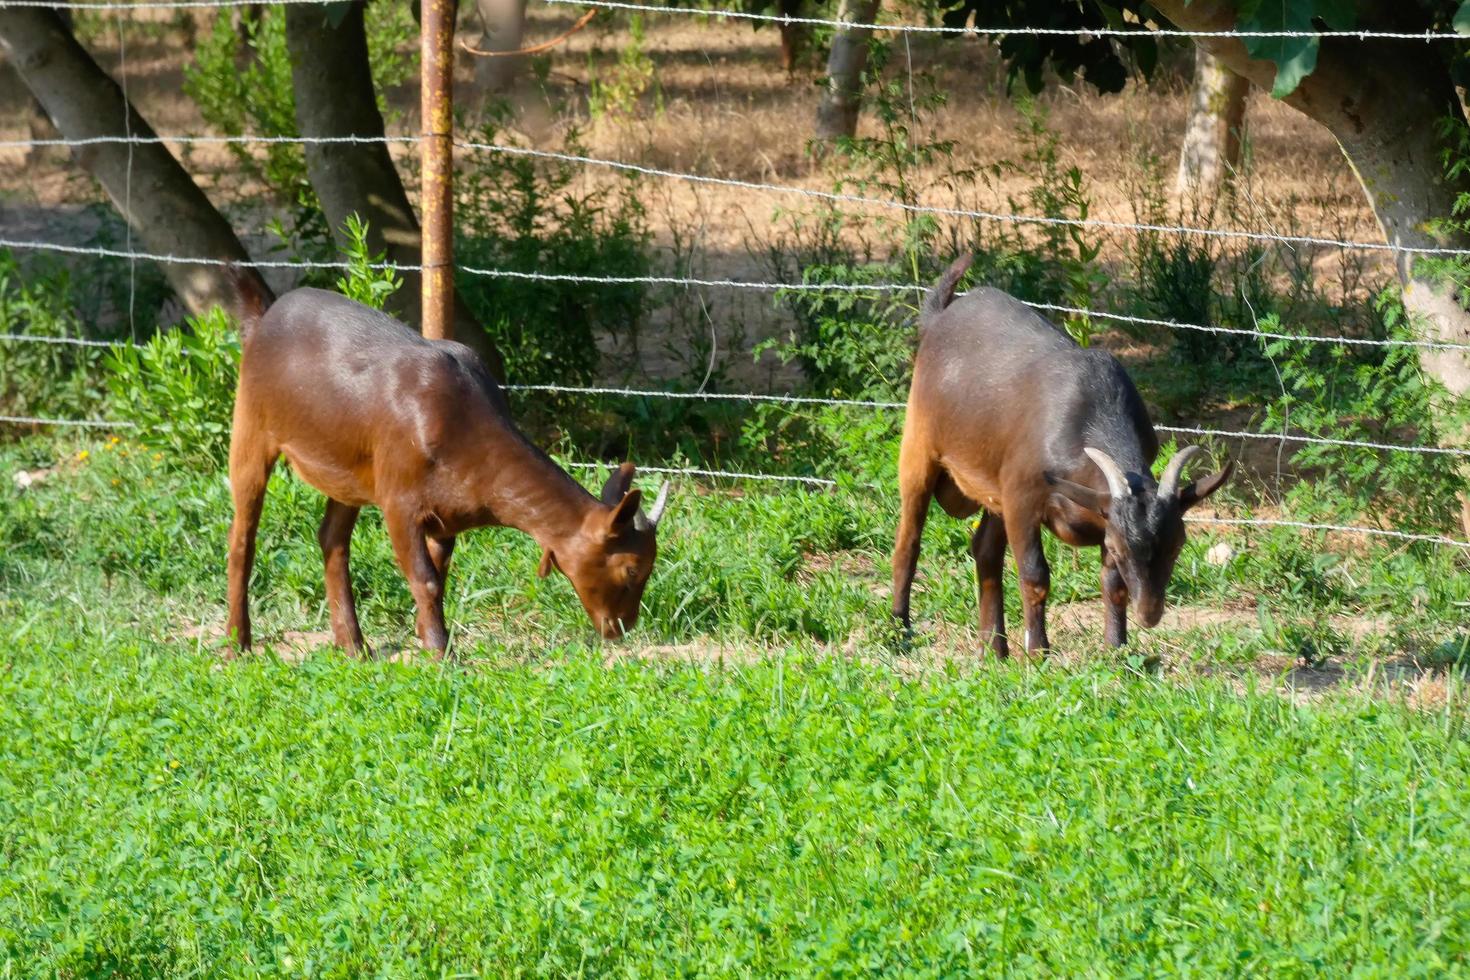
[224,263,274,337]
[921,253,972,326]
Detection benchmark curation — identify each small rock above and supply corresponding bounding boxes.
[13,470,33,490]
[1205,542,1235,566]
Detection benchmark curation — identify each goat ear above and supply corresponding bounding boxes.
[607,488,643,532]
[1177,459,1235,511]
[537,548,560,579]
[600,462,637,506]
[1045,472,1110,517]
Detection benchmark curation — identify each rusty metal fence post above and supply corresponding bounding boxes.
[420,0,456,341]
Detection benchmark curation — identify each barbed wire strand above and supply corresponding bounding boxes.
[565,462,1470,548]
[0,0,1456,38]
[502,384,1470,458]
[542,0,1464,40]
[8,133,1470,260]
[0,414,133,428]
[460,141,1470,260]
[5,237,1470,354]
[0,333,118,348]
[1184,516,1470,549]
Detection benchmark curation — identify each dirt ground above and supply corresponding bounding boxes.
[0,4,1399,494]
[0,5,1387,315]
[180,594,1463,715]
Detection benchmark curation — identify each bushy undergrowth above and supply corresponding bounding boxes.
[3,427,1466,663]
[455,109,652,387]
[0,253,107,420]
[105,307,239,469]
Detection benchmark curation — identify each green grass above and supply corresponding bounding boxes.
[3,432,1470,974]
[2,608,1469,974]
[4,432,1468,660]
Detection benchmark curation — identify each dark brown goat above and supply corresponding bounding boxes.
[892,255,1232,655]
[225,278,668,655]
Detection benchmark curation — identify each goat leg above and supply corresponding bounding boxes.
[970,510,1009,657]
[225,428,276,654]
[1005,515,1050,655]
[385,509,451,656]
[1101,544,1129,648]
[318,499,365,655]
[891,458,937,635]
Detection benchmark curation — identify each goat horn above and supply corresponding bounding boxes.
[636,481,671,531]
[1083,447,1132,499]
[1157,445,1202,500]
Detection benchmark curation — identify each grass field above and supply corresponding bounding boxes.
[3,431,1470,973]
[3,624,1469,975]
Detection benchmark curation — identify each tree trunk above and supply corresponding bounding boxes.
[1175,47,1248,201]
[472,0,527,93]
[283,0,504,377]
[1151,0,1470,392]
[815,0,880,141]
[778,0,805,74]
[0,7,271,318]
[1150,0,1470,534]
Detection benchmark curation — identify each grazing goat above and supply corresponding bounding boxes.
[892,255,1232,655]
[225,277,669,655]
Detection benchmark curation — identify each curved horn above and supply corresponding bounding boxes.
[1083,447,1132,499]
[1157,445,1202,500]
[635,482,671,531]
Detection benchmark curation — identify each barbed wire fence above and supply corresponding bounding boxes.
[2,0,1469,552]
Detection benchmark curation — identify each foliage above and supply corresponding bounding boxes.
[455,108,652,386]
[334,212,402,310]
[105,307,241,470]
[931,1,1470,100]
[0,252,107,421]
[935,0,1162,94]
[1259,295,1468,532]
[183,3,417,251]
[587,14,663,120]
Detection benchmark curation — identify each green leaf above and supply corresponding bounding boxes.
[323,1,354,29]
[1313,0,1356,29]
[1456,1,1470,35]
[1238,1,1320,98]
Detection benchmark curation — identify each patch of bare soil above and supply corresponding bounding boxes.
[176,598,1464,713]
[1,6,1388,385]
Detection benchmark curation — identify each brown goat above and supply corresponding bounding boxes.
[893,255,1232,655]
[225,277,669,655]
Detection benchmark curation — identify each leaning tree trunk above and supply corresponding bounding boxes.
[1151,0,1470,533]
[0,7,271,318]
[815,0,880,140]
[283,0,504,378]
[472,0,528,93]
[1176,48,1249,201]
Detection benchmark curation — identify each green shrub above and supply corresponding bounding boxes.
[1260,293,1468,533]
[0,252,107,421]
[455,108,652,385]
[334,212,403,311]
[105,307,241,470]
